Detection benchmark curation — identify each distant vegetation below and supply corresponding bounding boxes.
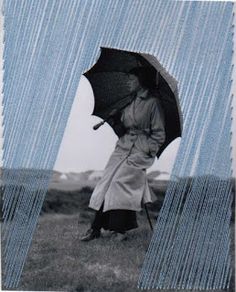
[0,171,235,220]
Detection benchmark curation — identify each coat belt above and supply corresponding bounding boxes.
[127,128,151,137]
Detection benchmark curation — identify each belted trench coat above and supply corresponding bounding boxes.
[89,93,166,212]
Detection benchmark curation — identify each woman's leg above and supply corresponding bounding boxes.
[80,204,105,241]
[80,205,138,241]
[91,206,107,231]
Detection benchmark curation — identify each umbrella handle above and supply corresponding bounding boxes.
[93,120,106,130]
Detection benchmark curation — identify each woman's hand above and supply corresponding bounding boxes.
[148,99,166,156]
[109,112,126,138]
[147,138,159,157]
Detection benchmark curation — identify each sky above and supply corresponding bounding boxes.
[0,1,235,177]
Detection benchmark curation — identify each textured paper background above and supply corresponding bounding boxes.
[0,0,235,291]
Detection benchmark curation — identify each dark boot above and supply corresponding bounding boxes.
[80,228,101,241]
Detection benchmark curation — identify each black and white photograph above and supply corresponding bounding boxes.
[1,1,235,291]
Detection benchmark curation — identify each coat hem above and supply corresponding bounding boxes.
[89,202,143,212]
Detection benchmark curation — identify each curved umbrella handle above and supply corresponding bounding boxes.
[93,120,105,130]
[93,109,118,130]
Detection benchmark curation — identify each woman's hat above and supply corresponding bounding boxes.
[128,67,158,89]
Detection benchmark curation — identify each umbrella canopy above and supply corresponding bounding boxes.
[84,47,183,157]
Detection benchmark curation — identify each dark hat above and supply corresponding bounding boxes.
[128,67,157,89]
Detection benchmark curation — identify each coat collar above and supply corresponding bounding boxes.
[136,88,149,100]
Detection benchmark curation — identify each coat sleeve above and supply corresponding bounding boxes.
[147,99,166,156]
[108,111,126,138]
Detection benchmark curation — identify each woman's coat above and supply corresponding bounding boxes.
[89,93,166,212]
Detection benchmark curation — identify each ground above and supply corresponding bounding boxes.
[12,212,153,291]
[7,209,235,292]
[1,176,235,292]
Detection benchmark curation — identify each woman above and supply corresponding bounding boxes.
[81,67,166,241]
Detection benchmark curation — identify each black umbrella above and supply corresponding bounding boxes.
[84,47,183,158]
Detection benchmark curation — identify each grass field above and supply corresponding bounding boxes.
[13,212,154,291]
[11,210,235,292]
[1,176,235,292]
